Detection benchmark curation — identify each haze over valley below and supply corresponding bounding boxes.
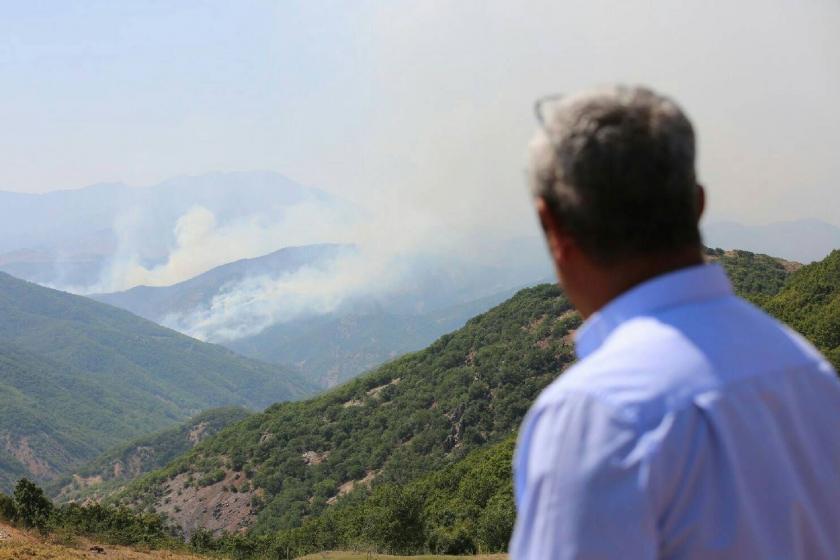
[1,1,838,558]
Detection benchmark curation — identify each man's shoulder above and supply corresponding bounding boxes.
[531,348,665,428]
[547,316,710,409]
[540,296,834,426]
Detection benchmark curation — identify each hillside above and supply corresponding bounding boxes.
[114,283,578,538]
[274,248,827,555]
[228,287,522,387]
[95,243,529,388]
[106,248,814,551]
[705,247,798,302]
[0,272,314,492]
[764,249,840,369]
[51,408,253,504]
[0,521,207,560]
[277,437,517,555]
[92,238,537,389]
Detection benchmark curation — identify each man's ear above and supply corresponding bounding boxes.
[535,197,571,268]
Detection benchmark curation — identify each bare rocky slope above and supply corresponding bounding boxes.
[51,408,253,505]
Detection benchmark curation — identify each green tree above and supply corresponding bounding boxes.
[0,493,16,522]
[13,478,53,531]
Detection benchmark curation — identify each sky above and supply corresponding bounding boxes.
[1,0,839,238]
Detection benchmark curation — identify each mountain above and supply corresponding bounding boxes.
[51,408,253,504]
[100,248,816,554]
[92,244,352,323]
[0,271,315,492]
[227,286,523,387]
[0,171,351,289]
[93,241,541,388]
[703,218,840,263]
[114,283,578,538]
[266,248,837,556]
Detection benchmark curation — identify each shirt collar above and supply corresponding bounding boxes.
[574,263,733,359]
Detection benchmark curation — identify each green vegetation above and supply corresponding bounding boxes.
[1,479,177,548]
[116,284,577,539]
[0,271,315,491]
[269,438,516,556]
[185,440,514,557]
[229,311,475,388]
[705,247,794,303]
[5,246,832,559]
[12,478,53,532]
[228,288,520,388]
[2,478,511,559]
[110,246,830,557]
[764,250,840,369]
[50,407,252,503]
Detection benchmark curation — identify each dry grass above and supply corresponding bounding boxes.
[0,523,204,560]
[0,523,508,560]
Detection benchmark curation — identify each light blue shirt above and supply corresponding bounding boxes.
[511,264,840,559]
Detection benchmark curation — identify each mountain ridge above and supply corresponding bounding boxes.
[91,243,353,323]
[94,243,538,388]
[703,218,840,263]
[0,271,315,492]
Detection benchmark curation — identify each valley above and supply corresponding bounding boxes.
[37,247,831,557]
[3,5,838,556]
[1,220,837,556]
[0,272,314,492]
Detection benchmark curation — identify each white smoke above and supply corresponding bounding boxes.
[83,200,357,294]
[54,177,548,343]
[160,246,407,341]
[152,198,447,341]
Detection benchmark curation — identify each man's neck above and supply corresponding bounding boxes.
[572,246,705,319]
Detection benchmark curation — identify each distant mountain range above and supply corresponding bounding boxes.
[0,172,554,388]
[0,272,314,492]
[0,171,351,289]
[703,218,840,263]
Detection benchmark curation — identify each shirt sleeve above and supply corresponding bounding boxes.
[510,392,657,559]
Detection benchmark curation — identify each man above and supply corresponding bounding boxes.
[511,85,840,559]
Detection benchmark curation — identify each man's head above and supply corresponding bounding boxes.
[530,85,705,316]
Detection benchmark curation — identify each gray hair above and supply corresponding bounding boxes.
[530,85,701,263]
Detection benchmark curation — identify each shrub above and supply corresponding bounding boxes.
[13,479,53,532]
[0,493,17,522]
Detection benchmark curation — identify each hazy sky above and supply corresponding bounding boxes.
[1,0,838,236]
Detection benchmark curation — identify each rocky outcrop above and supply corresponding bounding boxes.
[154,469,258,539]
